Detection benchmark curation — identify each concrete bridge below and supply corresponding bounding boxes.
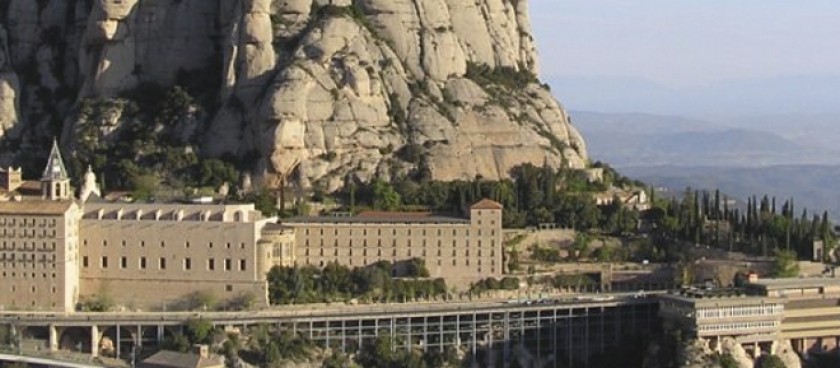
[0,294,660,368]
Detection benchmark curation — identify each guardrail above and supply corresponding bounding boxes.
[0,294,662,326]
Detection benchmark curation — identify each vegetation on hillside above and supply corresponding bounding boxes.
[651,188,836,261]
[336,162,643,232]
[67,83,244,199]
[267,260,447,304]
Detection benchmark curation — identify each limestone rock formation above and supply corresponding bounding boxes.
[720,337,753,368]
[0,0,587,191]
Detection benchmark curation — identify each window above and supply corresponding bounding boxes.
[101,256,108,269]
[140,257,147,269]
[225,284,233,292]
[208,259,215,271]
[159,257,166,270]
[82,256,89,268]
[240,259,246,271]
[121,257,127,269]
[184,258,192,270]
[224,258,232,271]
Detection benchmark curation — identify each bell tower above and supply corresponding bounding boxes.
[41,139,71,201]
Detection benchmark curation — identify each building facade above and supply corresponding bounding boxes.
[0,142,81,312]
[660,276,840,356]
[283,199,504,282]
[0,144,506,311]
[78,202,277,309]
[0,201,81,311]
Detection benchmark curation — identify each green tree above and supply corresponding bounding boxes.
[771,249,800,278]
[405,258,430,278]
[570,232,591,260]
[198,159,239,189]
[322,352,356,368]
[185,318,215,344]
[250,189,278,217]
[758,355,787,368]
[130,174,159,200]
[163,334,191,353]
[372,179,401,210]
[718,353,739,368]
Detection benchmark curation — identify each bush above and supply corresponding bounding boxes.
[465,62,538,90]
[531,245,562,263]
[77,293,113,312]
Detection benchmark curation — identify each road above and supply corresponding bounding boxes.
[0,291,660,325]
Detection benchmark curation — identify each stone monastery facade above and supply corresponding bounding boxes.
[0,143,503,311]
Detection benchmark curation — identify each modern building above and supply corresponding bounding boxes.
[659,288,785,348]
[0,144,505,311]
[660,275,840,356]
[282,199,504,282]
[746,276,840,352]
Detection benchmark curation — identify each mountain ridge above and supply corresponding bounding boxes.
[0,0,587,192]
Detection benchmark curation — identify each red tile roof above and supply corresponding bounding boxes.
[470,199,503,210]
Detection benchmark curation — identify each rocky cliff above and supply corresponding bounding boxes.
[0,0,587,191]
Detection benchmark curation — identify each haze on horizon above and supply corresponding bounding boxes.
[530,1,840,116]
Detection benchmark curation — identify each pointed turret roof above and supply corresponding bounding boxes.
[41,139,68,181]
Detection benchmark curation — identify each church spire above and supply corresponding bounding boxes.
[41,139,68,181]
[41,139,71,200]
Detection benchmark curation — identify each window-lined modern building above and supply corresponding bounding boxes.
[0,143,505,311]
[660,275,840,356]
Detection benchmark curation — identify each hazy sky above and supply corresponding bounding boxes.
[530,1,840,87]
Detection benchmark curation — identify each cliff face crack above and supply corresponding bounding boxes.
[410,0,429,81]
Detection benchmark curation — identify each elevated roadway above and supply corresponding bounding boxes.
[0,292,661,368]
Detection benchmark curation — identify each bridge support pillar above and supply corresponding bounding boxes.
[48,325,58,352]
[91,325,99,358]
[157,325,164,344]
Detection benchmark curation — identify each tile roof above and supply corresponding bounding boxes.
[140,351,222,368]
[470,199,504,210]
[0,200,75,215]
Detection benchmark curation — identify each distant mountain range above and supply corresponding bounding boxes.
[571,111,835,167]
[548,75,840,116]
[568,110,840,220]
[622,165,840,220]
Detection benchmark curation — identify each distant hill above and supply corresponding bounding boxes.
[623,165,840,220]
[570,111,817,167]
[549,75,840,116]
